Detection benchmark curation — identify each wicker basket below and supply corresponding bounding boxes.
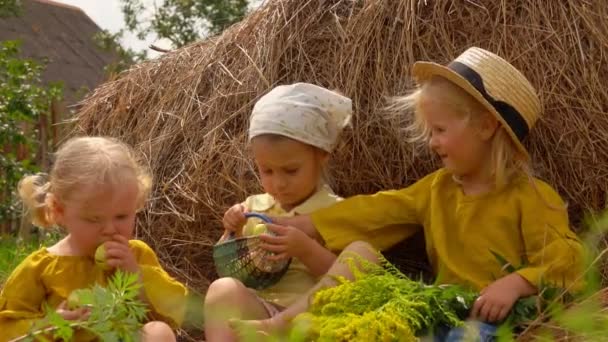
[213,213,292,290]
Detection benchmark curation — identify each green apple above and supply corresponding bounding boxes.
[67,291,80,310]
[94,244,111,270]
[66,289,93,310]
[252,223,268,235]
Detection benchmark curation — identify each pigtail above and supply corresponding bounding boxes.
[136,170,152,210]
[18,173,54,228]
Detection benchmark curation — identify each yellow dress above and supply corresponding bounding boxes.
[312,169,584,291]
[0,240,188,341]
[242,185,341,307]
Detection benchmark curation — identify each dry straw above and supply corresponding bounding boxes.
[72,0,608,327]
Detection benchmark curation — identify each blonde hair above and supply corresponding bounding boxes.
[18,137,152,228]
[390,76,530,188]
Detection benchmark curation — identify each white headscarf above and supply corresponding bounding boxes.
[248,83,352,152]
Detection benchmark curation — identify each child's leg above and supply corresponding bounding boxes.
[140,321,176,342]
[204,277,273,342]
[234,241,380,334]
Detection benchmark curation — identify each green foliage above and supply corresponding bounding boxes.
[298,277,467,341]
[284,251,581,341]
[0,40,62,226]
[93,29,147,75]
[91,0,250,76]
[539,210,608,340]
[0,231,61,284]
[0,0,20,17]
[120,0,249,48]
[12,270,148,342]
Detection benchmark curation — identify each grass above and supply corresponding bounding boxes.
[0,230,62,285]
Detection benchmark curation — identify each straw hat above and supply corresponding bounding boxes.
[412,47,541,159]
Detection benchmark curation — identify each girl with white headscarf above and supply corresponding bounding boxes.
[204,83,352,341]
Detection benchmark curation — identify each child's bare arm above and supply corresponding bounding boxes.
[296,236,337,277]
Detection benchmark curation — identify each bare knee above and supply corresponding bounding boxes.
[344,241,377,255]
[205,277,248,308]
[344,240,374,251]
[342,241,380,262]
[203,277,268,341]
[141,321,176,342]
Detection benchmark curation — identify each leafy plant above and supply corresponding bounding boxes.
[284,250,575,341]
[10,270,148,342]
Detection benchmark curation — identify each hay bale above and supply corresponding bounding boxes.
[73,0,608,291]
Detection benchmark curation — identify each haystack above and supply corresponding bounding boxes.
[73,0,608,293]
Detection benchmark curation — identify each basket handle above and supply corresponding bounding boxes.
[244,212,272,223]
[226,212,273,239]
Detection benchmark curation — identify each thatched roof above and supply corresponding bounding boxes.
[73,0,608,296]
[0,0,116,105]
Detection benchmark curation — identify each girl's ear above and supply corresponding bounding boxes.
[47,193,64,226]
[479,111,499,141]
[317,149,330,165]
[135,194,146,212]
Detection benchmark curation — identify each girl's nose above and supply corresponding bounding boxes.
[275,177,288,190]
[101,222,117,235]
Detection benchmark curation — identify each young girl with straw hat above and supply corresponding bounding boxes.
[204,83,352,341]
[234,47,584,341]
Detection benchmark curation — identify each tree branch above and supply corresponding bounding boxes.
[149,44,171,53]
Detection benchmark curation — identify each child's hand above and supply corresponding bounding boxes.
[56,301,90,321]
[470,273,536,323]
[103,235,139,273]
[222,203,248,237]
[259,223,313,260]
[270,215,320,240]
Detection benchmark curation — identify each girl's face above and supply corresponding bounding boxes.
[251,136,328,211]
[419,92,497,182]
[52,180,139,255]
